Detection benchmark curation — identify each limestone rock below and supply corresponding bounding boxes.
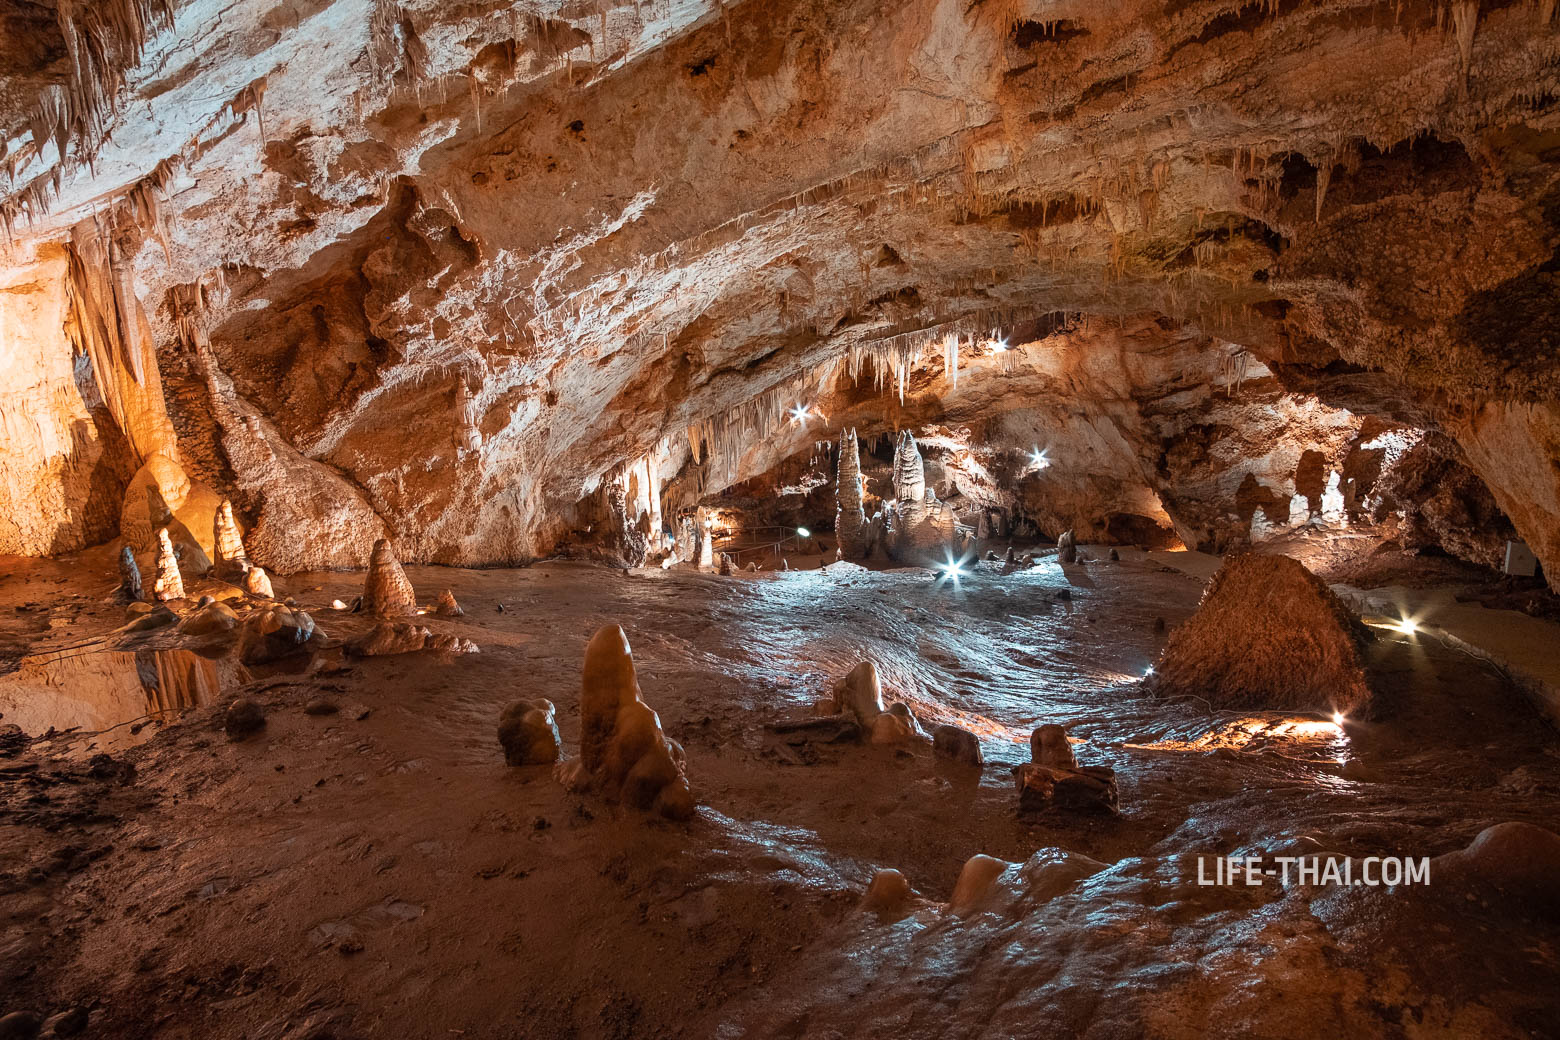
[1432,821,1560,919]
[117,545,143,602]
[427,632,479,653]
[719,552,734,576]
[574,623,694,820]
[119,454,219,574]
[361,538,417,616]
[947,854,1010,914]
[244,565,275,599]
[238,605,323,664]
[1018,723,1118,814]
[1058,529,1078,564]
[224,698,266,741]
[1152,553,1373,715]
[152,528,185,602]
[347,621,431,656]
[893,430,926,509]
[432,589,463,616]
[497,698,561,766]
[1016,763,1119,815]
[212,498,249,577]
[179,600,238,635]
[835,428,869,560]
[861,868,922,921]
[932,723,984,767]
[833,661,886,722]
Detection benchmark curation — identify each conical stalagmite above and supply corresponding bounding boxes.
[719,552,734,576]
[119,545,144,601]
[456,379,481,451]
[212,499,249,576]
[362,538,417,616]
[696,508,714,570]
[433,589,463,616]
[835,428,868,560]
[153,528,185,602]
[245,566,274,599]
[572,624,694,820]
[893,430,926,508]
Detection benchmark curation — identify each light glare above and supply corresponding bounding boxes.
[796,526,811,538]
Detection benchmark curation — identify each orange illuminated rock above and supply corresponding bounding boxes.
[244,565,274,599]
[565,623,694,820]
[212,499,249,577]
[1018,723,1117,815]
[432,589,463,617]
[498,699,561,766]
[152,528,185,602]
[361,538,417,617]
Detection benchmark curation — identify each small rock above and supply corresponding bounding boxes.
[0,1011,42,1040]
[43,1008,88,1038]
[931,723,983,767]
[304,699,340,716]
[224,699,266,742]
[498,699,561,766]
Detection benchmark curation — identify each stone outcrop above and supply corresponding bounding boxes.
[238,605,324,665]
[562,624,694,820]
[361,539,417,617]
[497,699,561,767]
[1016,724,1118,815]
[1152,554,1374,716]
[151,528,185,602]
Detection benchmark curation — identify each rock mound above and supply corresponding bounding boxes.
[1152,553,1373,715]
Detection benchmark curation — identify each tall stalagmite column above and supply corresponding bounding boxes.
[893,431,927,522]
[835,429,868,560]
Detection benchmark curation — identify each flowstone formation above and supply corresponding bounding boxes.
[558,624,694,820]
[1153,553,1374,715]
[361,539,417,617]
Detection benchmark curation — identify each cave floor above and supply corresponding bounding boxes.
[2,552,1559,1038]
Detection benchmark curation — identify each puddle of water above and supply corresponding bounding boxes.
[0,642,250,735]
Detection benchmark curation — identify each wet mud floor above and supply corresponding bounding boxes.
[1,548,1557,1038]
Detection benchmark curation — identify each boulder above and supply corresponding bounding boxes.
[238,605,324,664]
[1030,723,1077,770]
[178,600,238,635]
[932,723,984,767]
[224,698,266,741]
[497,698,562,765]
[1152,553,1373,715]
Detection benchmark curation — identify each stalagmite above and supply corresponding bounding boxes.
[719,552,734,575]
[893,430,926,511]
[835,428,868,560]
[433,589,464,616]
[497,699,561,765]
[562,624,694,820]
[1058,529,1078,564]
[456,378,481,451]
[244,566,274,598]
[696,507,715,570]
[153,528,185,602]
[118,545,143,602]
[362,538,417,616]
[212,499,249,577]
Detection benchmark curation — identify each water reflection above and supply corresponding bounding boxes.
[0,643,249,735]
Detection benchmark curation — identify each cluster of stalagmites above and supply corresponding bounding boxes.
[114,519,477,667]
[497,624,694,821]
[834,430,970,565]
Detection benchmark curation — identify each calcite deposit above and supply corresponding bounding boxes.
[361,538,417,617]
[1153,553,1374,714]
[564,623,694,820]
